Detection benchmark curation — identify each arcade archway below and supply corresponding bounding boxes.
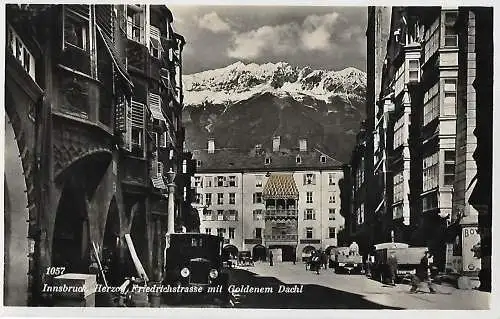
[223,245,238,259]
[52,176,91,273]
[4,114,29,306]
[301,245,316,261]
[252,244,266,261]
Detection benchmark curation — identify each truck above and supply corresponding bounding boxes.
[371,242,427,283]
[332,247,363,274]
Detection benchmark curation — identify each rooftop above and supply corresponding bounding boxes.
[192,145,342,173]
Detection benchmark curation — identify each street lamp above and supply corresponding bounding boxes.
[166,168,176,235]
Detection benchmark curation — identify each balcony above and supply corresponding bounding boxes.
[264,209,298,219]
[264,234,298,241]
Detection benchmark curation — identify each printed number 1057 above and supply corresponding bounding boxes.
[46,267,66,276]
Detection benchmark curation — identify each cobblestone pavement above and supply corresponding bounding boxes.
[228,261,490,309]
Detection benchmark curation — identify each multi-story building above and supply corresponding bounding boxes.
[193,137,345,262]
[351,6,491,273]
[4,5,195,306]
[347,7,391,253]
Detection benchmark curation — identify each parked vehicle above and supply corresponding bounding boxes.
[163,233,230,306]
[237,251,254,267]
[332,247,363,274]
[371,242,428,283]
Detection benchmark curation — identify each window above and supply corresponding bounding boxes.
[423,152,439,191]
[228,210,238,221]
[228,176,237,187]
[255,175,263,187]
[305,227,313,239]
[205,228,212,235]
[253,192,263,204]
[229,193,235,205]
[217,228,226,238]
[328,227,336,239]
[424,17,439,62]
[329,208,336,221]
[408,59,420,82]
[328,174,336,186]
[443,79,457,116]
[217,210,224,221]
[320,155,326,163]
[306,192,313,204]
[196,160,202,168]
[444,150,456,185]
[131,127,143,148]
[64,13,88,50]
[423,82,440,126]
[126,7,144,43]
[195,193,202,205]
[422,193,438,211]
[205,193,212,206]
[357,204,365,225]
[393,116,405,149]
[203,209,212,221]
[229,228,235,239]
[217,193,224,205]
[255,228,262,239]
[443,12,458,47]
[253,209,263,221]
[265,157,271,165]
[296,155,302,164]
[157,162,164,177]
[159,132,167,148]
[217,176,224,187]
[150,25,162,59]
[393,171,404,203]
[8,25,35,80]
[304,209,315,220]
[182,160,187,174]
[194,176,202,188]
[205,176,213,188]
[328,192,335,204]
[304,173,316,185]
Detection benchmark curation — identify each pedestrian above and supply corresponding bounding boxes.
[387,251,398,286]
[312,251,320,275]
[410,251,436,293]
[293,254,296,265]
[349,241,359,256]
[269,251,274,267]
[366,254,373,277]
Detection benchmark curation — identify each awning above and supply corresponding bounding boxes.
[263,174,299,200]
[96,26,134,91]
[151,176,166,189]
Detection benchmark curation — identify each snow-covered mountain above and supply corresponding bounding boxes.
[182,62,366,163]
[183,61,366,107]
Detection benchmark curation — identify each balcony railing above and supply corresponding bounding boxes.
[264,209,298,218]
[264,234,298,241]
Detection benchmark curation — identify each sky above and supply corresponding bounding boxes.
[168,6,368,75]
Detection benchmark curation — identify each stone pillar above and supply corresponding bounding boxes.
[167,183,176,235]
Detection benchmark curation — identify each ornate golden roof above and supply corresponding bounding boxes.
[263,174,299,199]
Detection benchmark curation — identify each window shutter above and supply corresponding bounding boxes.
[124,99,132,151]
[312,174,316,185]
[303,174,307,185]
[223,177,228,187]
[234,175,238,187]
[158,162,164,177]
[160,132,167,148]
[150,152,158,178]
[214,176,218,185]
[131,101,144,127]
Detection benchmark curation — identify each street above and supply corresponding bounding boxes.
[227,261,490,309]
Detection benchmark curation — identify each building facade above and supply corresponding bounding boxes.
[193,138,345,262]
[349,6,491,274]
[4,4,195,306]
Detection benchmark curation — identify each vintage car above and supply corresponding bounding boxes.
[237,251,254,267]
[163,233,230,305]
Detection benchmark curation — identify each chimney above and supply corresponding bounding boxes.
[299,139,307,152]
[272,136,280,152]
[208,138,215,154]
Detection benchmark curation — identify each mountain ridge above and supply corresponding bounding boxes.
[181,61,366,163]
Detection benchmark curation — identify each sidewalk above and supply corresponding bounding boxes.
[247,261,490,309]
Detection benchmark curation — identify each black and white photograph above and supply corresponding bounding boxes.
[1,2,494,313]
